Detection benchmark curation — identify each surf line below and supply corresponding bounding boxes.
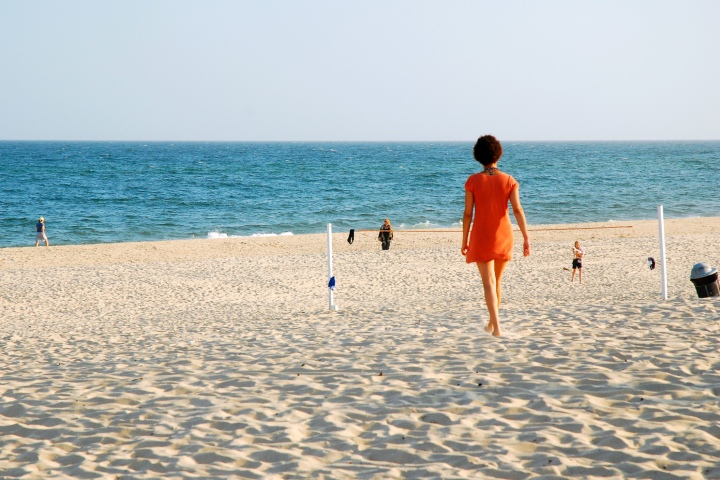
[524,226,633,232]
[350,226,633,233]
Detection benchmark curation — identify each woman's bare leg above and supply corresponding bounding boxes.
[494,259,509,308]
[477,261,501,336]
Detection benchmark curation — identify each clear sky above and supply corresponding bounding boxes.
[1,1,718,141]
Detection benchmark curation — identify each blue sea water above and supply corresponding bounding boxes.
[1,141,719,248]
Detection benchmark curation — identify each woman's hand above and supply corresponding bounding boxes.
[461,244,469,256]
[523,239,530,257]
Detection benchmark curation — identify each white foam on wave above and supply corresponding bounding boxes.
[397,221,448,230]
[248,232,293,238]
[207,230,293,239]
[411,221,442,229]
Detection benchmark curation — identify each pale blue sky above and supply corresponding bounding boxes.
[1,1,718,141]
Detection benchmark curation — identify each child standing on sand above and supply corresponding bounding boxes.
[461,135,530,337]
[571,241,584,283]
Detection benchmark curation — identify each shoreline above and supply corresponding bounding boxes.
[4,215,720,243]
[2,214,719,251]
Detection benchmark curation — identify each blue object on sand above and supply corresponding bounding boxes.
[648,257,656,270]
[328,276,336,290]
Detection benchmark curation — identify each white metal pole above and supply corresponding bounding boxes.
[327,223,337,310]
[657,205,668,300]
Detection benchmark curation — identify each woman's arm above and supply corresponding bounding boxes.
[509,185,530,256]
[461,189,474,256]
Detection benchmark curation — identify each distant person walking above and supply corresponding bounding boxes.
[378,218,393,250]
[571,241,584,283]
[461,135,530,337]
[35,217,49,247]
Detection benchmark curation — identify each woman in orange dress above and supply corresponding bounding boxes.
[461,135,530,336]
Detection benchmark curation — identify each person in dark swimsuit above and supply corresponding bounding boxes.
[378,218,393,250]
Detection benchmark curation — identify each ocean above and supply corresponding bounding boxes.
[1,141,719,248]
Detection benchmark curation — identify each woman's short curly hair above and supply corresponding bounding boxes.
[473,135,503,166]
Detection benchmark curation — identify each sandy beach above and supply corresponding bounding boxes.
[1,217,719,479]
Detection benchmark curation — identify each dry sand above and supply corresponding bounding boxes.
[1,217,719,479]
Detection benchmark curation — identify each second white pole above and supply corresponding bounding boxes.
[658,205,668,300]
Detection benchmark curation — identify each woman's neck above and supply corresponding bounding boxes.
[482,163,499,175]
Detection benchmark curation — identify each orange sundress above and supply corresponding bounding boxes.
[464,171,518,263]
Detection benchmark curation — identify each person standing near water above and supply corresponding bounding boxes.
[461,135,530,337]
[571,241,585,283]
[378,218,393,250]
[35,217,49,247]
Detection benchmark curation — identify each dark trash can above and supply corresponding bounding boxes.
[690,263,719,298]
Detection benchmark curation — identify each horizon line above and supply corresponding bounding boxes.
[2,138,719,143]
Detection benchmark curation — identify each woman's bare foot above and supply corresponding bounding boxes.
[485,322,501,337]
